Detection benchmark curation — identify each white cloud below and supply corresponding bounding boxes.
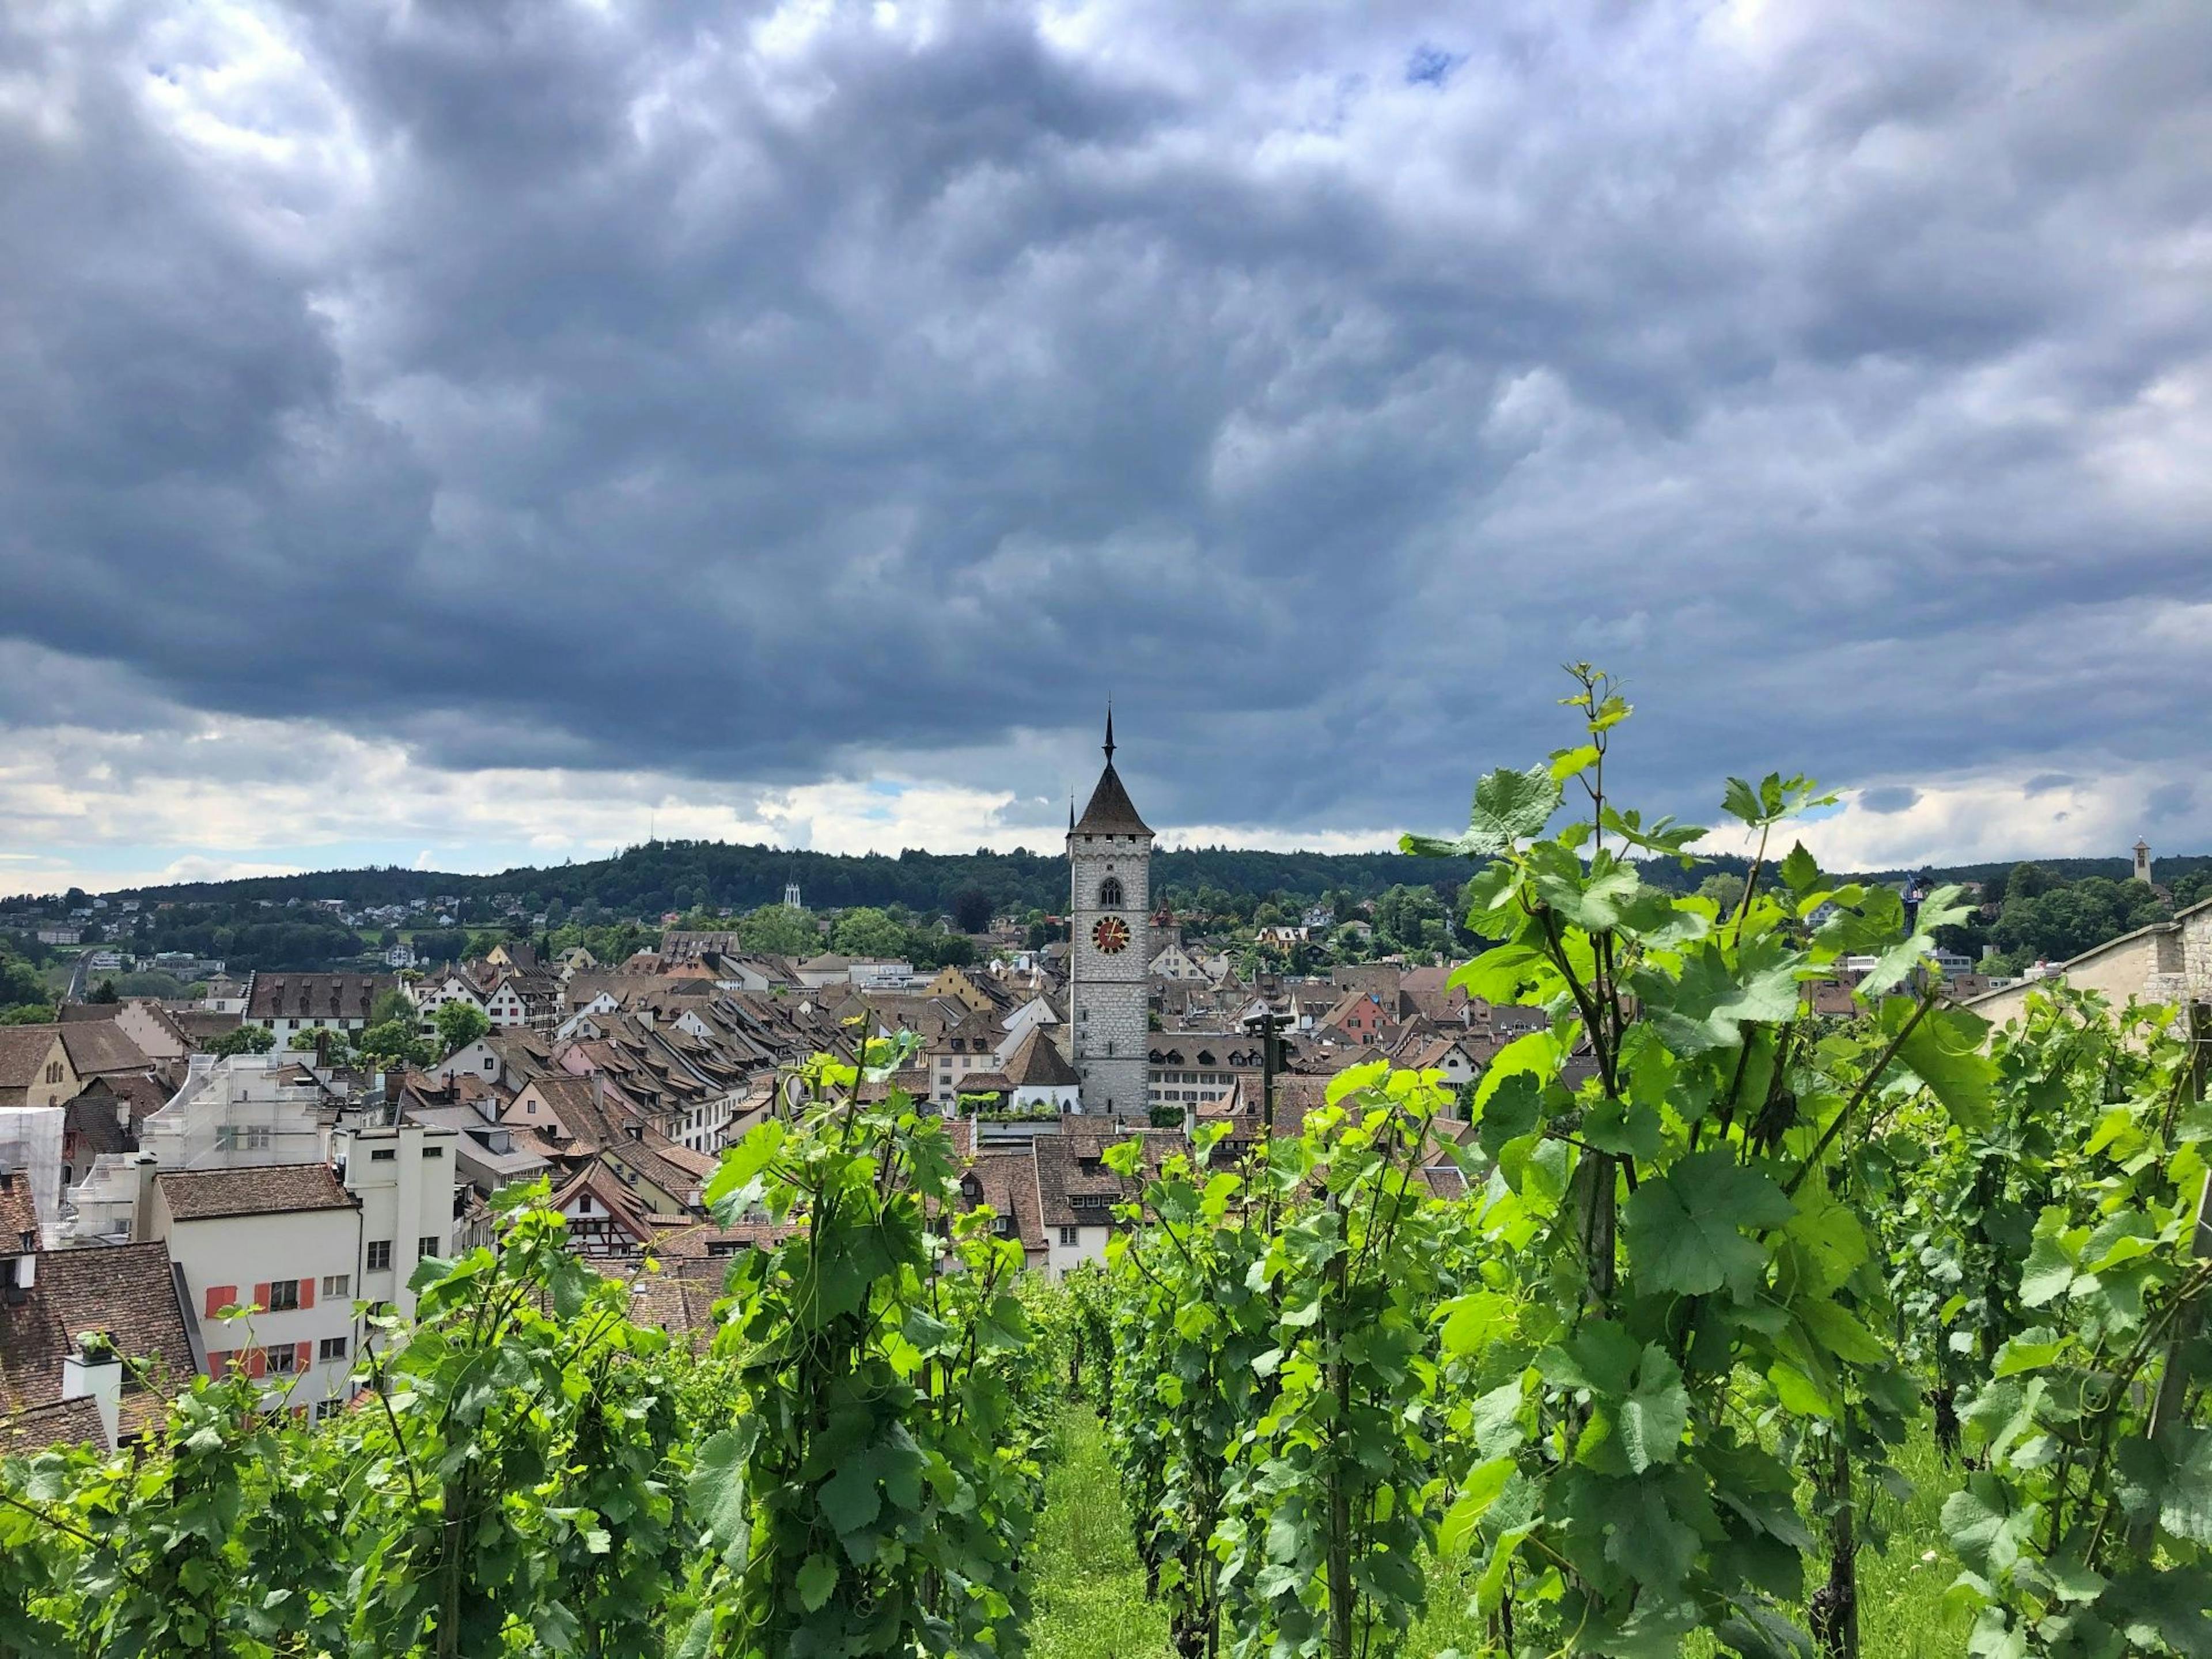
[0,707,1054,893]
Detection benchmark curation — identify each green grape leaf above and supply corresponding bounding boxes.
[1891,1005,1995,1130]
[1602,1474,1702,1593]
[796,1553,840,1613]
[688,1429,752,1564]
[2109,1565,2212,1658]
[1438,1457,1516,1556]
[819,1460,882,1539]
[1619,1345,1690,1472]
[1778,842,1822,897]
[1624,1152,1794,1297]
[1943,1474,2037,1580]
[1797,1300,1887,1366]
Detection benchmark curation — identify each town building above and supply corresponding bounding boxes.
[244,972,396,1048]
[1067,712,1152,1116]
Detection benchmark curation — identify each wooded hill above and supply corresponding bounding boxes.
[22,839,2212,919]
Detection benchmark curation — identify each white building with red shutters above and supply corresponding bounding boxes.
[151,1164,366,1417]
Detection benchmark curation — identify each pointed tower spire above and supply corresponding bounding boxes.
[1068,793,1075,834]
[1103,703,1116,764]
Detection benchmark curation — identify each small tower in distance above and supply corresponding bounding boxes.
[784,880,803,910]
[1067,707,1153,1119]
[2133,839,2152,885]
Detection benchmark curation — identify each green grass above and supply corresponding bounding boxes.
[1032,1407,1173,1659]
[1032,1408,1968,1658]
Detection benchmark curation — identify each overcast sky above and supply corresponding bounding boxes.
[4,1,2209,893]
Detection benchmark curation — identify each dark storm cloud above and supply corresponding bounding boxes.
[3,0,2210,840]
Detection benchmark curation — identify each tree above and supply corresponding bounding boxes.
[372,988,417,1027]
[733,903,819,957]
[1696,870,1747,914]
[88,978,120,1005]
[209,1024,276,1056]
[951,887,994,934]
[434,999,492,1056]
[830,906,908,959]
[288,1027,350,1059]
[355,1018,432,1070]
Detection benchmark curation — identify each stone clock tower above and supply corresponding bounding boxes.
[1068,711,1152,1117]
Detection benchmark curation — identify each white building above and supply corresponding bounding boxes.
[1068,711,1153,1116]
[243,972,395,1049]
[65,1055,329,1243]
[154,1163,367,1416]
[330,1120,459,1319]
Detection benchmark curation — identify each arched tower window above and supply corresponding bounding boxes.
[1097,876,1124,909]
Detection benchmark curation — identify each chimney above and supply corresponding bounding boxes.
[315,1028,330,1069]
[131,1154,160,1244]
[62,1336,122,1449]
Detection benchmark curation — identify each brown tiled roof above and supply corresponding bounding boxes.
[0,1241,197,1438]
[171,1011,244,1044]
[1031,1132,1141,1231]
[157,1164,356,1221]
[1073,762,1152,836]
[627,1275,722,1349]
[0,1027,62,1091]
[77,1072,173,1123]
[0,1393,109,1451]
[244,973,395,1022]
[960,1152,1048,1253]
[63,1090,136,1163]
[1003,1026,1080,1088]
[56,1022,152,1077]
[0,1170,39,1249]
[646,1217,798,1257]
[516,1077,711,1202]
[549,1159,659,1245]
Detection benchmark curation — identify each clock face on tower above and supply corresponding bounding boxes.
[1091,915,1131,955]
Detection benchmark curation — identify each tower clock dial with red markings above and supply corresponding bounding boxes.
[1090,915,1131,955]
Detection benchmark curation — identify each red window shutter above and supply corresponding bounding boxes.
[298,1278,316,1310]
[206,1350,229,1379]
[252,1282,271,1311]
[296,1341,313,1370]
[204,1285,237,1319]
[247,1348,267,1379]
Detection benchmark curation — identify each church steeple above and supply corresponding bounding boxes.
[1073,709,1152,838]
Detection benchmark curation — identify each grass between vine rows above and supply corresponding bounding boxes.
[1031,1404,1967,1658]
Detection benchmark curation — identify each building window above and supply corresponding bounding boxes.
[321,1274,350,1298]
[419,1236,440,1260]
[422,1145,445,1159]
[370,1148,396,1162]
[315,1397,346,1422]
[1058,1225,1078,1246]
[1097,877,1124,908]
[267,1279,300,1312]
[320,1335,349,1362]
[44,1061,62,1084]
[366,1240,392,1271]
[267,1346,298,1376]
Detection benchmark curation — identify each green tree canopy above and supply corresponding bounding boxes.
[733,903,819,957]
[830,906,908,959]
[434,999,493,1056]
